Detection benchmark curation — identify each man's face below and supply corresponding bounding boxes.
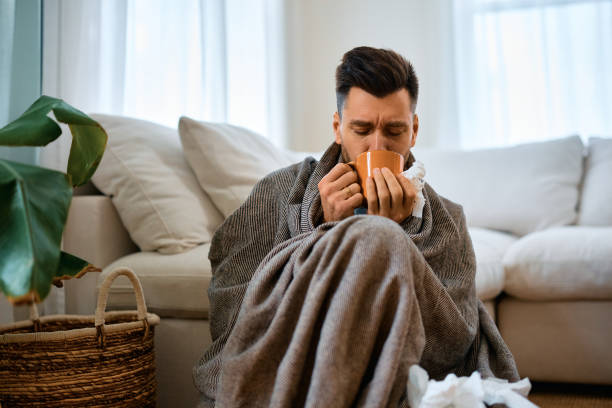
[333,87,419,163]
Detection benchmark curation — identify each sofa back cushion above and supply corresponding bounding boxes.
[178,116,318,217]
[91,114,224,254]
[579,137,612,226]
[413,136,584,236]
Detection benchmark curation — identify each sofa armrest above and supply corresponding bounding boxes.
[62,195,139,314]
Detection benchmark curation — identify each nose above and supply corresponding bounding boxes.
[369,129,386,151]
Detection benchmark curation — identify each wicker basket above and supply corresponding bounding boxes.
[0,267,160,407]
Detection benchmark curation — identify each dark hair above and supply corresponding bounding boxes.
[335,46,419,116]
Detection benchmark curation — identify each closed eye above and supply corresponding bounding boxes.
[386,125,407,136]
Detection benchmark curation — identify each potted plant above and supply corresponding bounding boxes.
[0,99,160,406]
[0,95,108,305]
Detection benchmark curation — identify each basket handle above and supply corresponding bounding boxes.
[28,300,40,320]
[28,298,41,332]
[95,267,148,328]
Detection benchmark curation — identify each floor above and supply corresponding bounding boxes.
[528,382,612,408]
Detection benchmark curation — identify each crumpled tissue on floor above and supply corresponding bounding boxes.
[407,365,538,408]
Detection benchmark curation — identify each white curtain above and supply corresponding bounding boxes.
[39,0,286,316]
[41,0,287,171]
[0,1,16,324]
[0,0,15,129]
[453,0,612,149]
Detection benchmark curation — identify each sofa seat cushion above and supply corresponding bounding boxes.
[503,226,612,300]
[469,227,518,300]
[97,244,212,318]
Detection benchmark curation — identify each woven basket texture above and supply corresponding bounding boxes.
[0,268,159,407]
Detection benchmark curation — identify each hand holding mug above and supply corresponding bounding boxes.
[318,163,364,222]
[366,167,417,223]
[349,150,416,224]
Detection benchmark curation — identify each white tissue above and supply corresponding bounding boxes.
[401,160,426,218]
[407,365,538,408]
[482,376,534,407]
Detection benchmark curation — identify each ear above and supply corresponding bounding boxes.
[333,112,342,145]
[410,113,419,147]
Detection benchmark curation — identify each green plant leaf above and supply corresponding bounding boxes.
[52,251,101,288]
[0,159,72,304]
[0,95,108,187]
[0,96,63,146]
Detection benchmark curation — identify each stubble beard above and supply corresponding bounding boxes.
[340,144,351,163]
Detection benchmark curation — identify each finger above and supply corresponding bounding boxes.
[334,182,361,202]
[331,169,359,192]
[373,168,390,217]
[320,163,354,187]
[346,192,364,210]
[397,175,417,209]
[382,167,403,209]
[366,177,378,214]
[337,193,363,217]
[337,192,364,219]
[347,182,361,197]
[319,163,355,198]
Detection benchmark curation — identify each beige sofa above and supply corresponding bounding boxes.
[61,115,612,408]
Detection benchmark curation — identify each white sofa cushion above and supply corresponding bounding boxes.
[98,244,212,318]
[503,226,612,300]
[413,136,584,236]
[469,227,518,301]
[579,137,612,226]
[91,114,224,254]
[179,116,313,217]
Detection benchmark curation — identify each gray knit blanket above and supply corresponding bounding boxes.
[194,143,518,407]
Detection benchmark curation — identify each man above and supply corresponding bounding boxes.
[320,48,420,224]
[194,46,518,408]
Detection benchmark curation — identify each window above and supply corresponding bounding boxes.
[43,0,284,143]
[454,0,612,148]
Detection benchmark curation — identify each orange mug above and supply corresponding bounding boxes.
[348,150,405,199]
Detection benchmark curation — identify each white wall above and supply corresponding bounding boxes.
[283,0,458,152]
